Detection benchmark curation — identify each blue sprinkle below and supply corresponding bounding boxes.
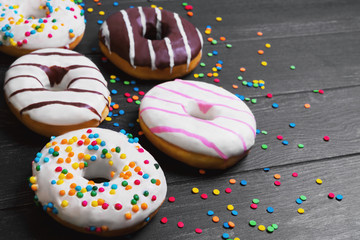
[259,83,264,87]
[93,145,99,151]
[247,82,253,87]
[282,140,289,145]
[223,223,229,229]
[133,87,139,92]
[206,25,212,29]
[66,6,70,10]
[216,66,222,71]
[235,94,245,101]
[52,208,58,214]
[89,226,96,231]
[212,50,218,55]
[90,156,97,161]
[289,123,296,128]
[111,89,117,94]
[113,123,120,127]
[38,19,43,23]
[272,103,279,108]
[75,186,82,191]
[88,134,94,139]
[113,113,118,117]
[130,80,136,85]
[113,1,119,6]
[48,148,54,154]
[97,20,104,25]
[336,194,343,201]
[296,198,303,204]
[103,182,109,187]
[217,60,223,64]
[120,129,126,134]
[86,185,92,191]
[116,77,120,81]
[129,123,135,127]
[100,141,106,146]
[144,217,150,222]
[111,184,118,190]
[87,145,93,150]
[101,154,105,158]
[110,102,115,106]
[266,207,274,213]
[207,210,214,216]
[119,110,125,115]
[30,30,36,34]
[34,157,40,163]
[69,29,73,33]
[264,167,270,172]
[51,180,56,185]
[94,133,99,138]
[133,137,139,143]
[143,174,149,179]
[43,157,49,163]
[240,180,247,186]
[42,205,48,211]
[231,210,238,216]
[129,6,134,8]
[128,138,134,143]
[222,233,230,239]
[256,129,261,134]
[47,202,54,209]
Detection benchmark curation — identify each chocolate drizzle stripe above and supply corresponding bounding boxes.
[9,88,47,98]
[9,63,100,72]
[28,52,82,56]
[20,101,101,120]
[67,77,107,88]
[4,75,44,87]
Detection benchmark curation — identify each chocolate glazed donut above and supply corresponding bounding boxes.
[99,7,203,80]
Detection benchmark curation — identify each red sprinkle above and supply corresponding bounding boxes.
[323,136,330,141]
[138,91,145,96]
[102,203,109,209]
[328,193,335,199]
[77,140,84,146]
[127,98,133,103]
[201,193,208,199]
[213,78,220,83]
[82,201,88,207]
[124,93,131,97]
[55,167,62,172]
[99,187,105,192]
[144,160,149,164]
[250,203,258,209]
[87,129,92,133]
[319,89,324,94]
[152,195,157,201]
[276,135,283,140]
[195,228,202,234]
[160,217,168,224]
[292,172,298,177]
[184,5,193,10]
[134,180,140,185]
[177,222,184,228]
[266,93,273,98]
[168,196,176,202]
[225,188,232,193]
[274,180,281,186]
[115,203,122,210]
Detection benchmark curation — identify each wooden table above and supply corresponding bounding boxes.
[1,0,359,239]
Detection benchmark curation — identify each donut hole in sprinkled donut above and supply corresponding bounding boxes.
[82,157,117,184]
[185,99,217,121]
[21,3,48,19]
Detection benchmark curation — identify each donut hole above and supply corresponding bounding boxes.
[22,5,48,19]
[82,161,116,184]
[143,22,170,40]
[185,100,217,121]
[41,65,70,91]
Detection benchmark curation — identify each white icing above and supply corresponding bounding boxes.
[121,10,136,68]
[138,7,146,37]
[147,40,157,70]
[31,128,167,232]
[100,21,111,53]
[174,13,191,70]
[164,37,174,74]
[155,7,162,40]
[139,80,257,159]
[4,48,110,126]
[0,0,85,49]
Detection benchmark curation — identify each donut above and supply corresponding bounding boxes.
[99,7,203,80]
[3,48,110,137]
[139,80,257,169]
[0,0,85,57]
[29,128,167,236]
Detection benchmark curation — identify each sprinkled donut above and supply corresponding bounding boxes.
[139,80,257,169]
[99,7,203,80]
[0,0,85,56]
[29,128,167,236]
[4,48,110,137]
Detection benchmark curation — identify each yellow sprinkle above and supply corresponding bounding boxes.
[55,7,59,12]
[0,18,4,22]
[56,179,64,185]
[91,201,98,207]
[68,139,74,144]
[192,187,199,194]
[258,225,266,231]
[259,80,265,84]
[234,238,240,240]
[150,5,157,8]
[159,7,163,10]
[65,146,72,152]
[40,23,45,29]
[194,73,199,78]
[205,29,211,35]
[105,117,112,121]
[213,189,220,195]
[212,67,217,72]
[37,28,43,32]
[110,75,116,79]
[31,24,37,29]
[261,61,268,66]
[81,188,87,193]
[61,200,69,208]
[46,142,52,148]
[105,153,112,159]
[108,160,113,166]
[265,43,271,48]
[227,205,234,211]
[99,11,105,16]
[316,178,323,184]
[72,136,78,141]
[58,173,65,180]
[120,153,126,159]
[123,165,129,171]
[213,72,219,77]
[298,208,305,214]
[110,189,116,195]
[87,7,93,13]
[29,176,37,184]
[52,25,58,30]
[261,86,265,89]
[216,17,222,22]
[96,138,102,144]
[253,80,259,84]
[72,162,79,169]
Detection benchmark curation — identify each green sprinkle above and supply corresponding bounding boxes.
[245,97,250,101]
[122,181,128,187]
[200,62,206,67]
[242,81,248,86]
[251,99,257,104]
[300,195,307,201]
[151,179,156,184]
[135,100,141,105]
[91,191,97,197]
[182,2,188,6]
[290,65,296,70]
[252,199,260,204]
[92,186,98,191]
[143,190,149,196]
[61,169,68,174]
[198,73,205,78]
[207,53,213,57]
[226,44,232,48]
[261,144,268,150]
[253,83,259,88]
[313,90,319,93]
[127,133,133,139]
[261,130,268,135]
[267,226,275,233]
[211,40,217,45]
[52,151,59,157]
[84,162,88,167]
[272,223,278,230]
[154,163,160,169]
[237,76,243,80]
[249,220,257,227]
[298,144,304,148]
[102,149,108,154]
[131,199,137,205]
[133,194,140,201]
[115,147,121,153]
[110,79,116,83]
[77,192,83,198]
[123,81,130,85]
[36,165,41,171]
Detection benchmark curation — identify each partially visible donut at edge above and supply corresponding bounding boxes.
[0,0,86,57]
[99,7,203,80]
[139,80,257,170]
[3,48,111,137]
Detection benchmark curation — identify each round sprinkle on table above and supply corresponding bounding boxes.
[223,222,229,229]
[249,220,257,227]
[257,31,263,36]
[258,225,266,231]
[231,210,238,216]
[201,194,208,199]
[266,93,273,98]
[213,189,220,195]
[316,178,323,184]
[168,196,175,202]
[267,226,275,233]
[160,217,168,224]
[225,188,232,193]
[323,136,330,141]
[274,174,281,179]
[227,204,234,211]
[298,144,304,148]
[250,203,258,209]
[199,169,206,174]
[226,44,232,48]
[328,193,335,199]
[267,207,274,213]
[282,140,289,145]
[274,180,281,186]
[289,123,296,128]
[252,199,260,204]
[258,49,264,55]
[229,179,236,184]
[290,65,296,70]
[336,194,343,201]
[272,103,279,108]
[240,180,247,186]
[265,43,271,48]
[177,222,184,228]
[216,17,222,21]
[292,172,298,177]
[261,144,268,150]
[304,103,311,108]
[277,135,283,140]
[264,167,270,172]
[272,223,279,230]
[297,208,305,214]
[228,221,235,228]
[261,61,268,66]
[207,210,214,216]
[212,216,220,223]
[300,195,307,201]
[195,228,202,234]
[192,187,199,194]
[240,67,246,72]
[296,198,303,204]
[222,233,230,239]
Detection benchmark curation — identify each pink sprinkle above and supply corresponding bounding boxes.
[319,89,324,94]
[82,201,88,207]
[185,5,193,10]
[109,106,113,111]
[43,19,48,23]
[138,148,144,153]
[22,39,28,44]
[99,187,105,192]
[102,203,109,209]
[144,160,149,164]
[134,180,140,185]
[201,193,208,199]
[152,195,157,201]
[292,172,298,177]
[160,217,168,224]
[70,7,75,11]
[225,188,232,193]
[277,135,283,140]
[24,20,29,24]
[55,167,62,172]
[96,227,101,233]
[213,78,220,83]
[48,33,52,38]
[274,180,281,186]
[46,14,51,18]
[17,41,22,47]
[328,193,335,199]
[124,93,131,97]
[77,140,83,146]
[91,141,97,146]
[127,98,133,103]
[266,93,273,98]
[177,221,184,228]
[195,228,202,234]
[138,171,143,175]
[87,129,92,133]
[25,31,31,37]
[115,203,122,210]
[168,196,175,202]
[250,203,258,209]
[139,91,145,96]
[323,136,330,141]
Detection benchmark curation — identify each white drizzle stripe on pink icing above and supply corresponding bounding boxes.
[164,37,174,73]
[31,128,167,232]
[150,126,228,159]
[175,79,238,100]
[120,10,136,68]
[155,85,255,118]
[174,13,191,70]
[154,8,162,40]
[138,7,146,36]
[140,106,248,151]
[147,40,157,70]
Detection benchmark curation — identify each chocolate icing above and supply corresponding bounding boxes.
[100,7,202,69]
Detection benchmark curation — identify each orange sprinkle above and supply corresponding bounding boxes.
[257,31,263,36]
[79,162,85,169]
[141,203,148,210]
[240,67,246,72]
[69,33,75,38]
[119,172,125,178]
[125,213,132,219]
[66,173,73,179]
[207,73,213,77]
[61,139,67,144]
[97,2,101,5]
[69,189,76,196]
[88,180,95,185]
[81,134,87,139]
[304,103,311,108]
[98,199,105,205]
[138,131,144,136]
[129,162,136,168]
[93,0,99,2]
[132,95,139,100]
[57,158,64,164]
[101,226,108,232]
[52,141,57,146]
[274,174,281,179]
[123,175,130,180]
[84,138,90,145]
[110,171,115,178]
[232,84,238,89]
[228,221,235,228]
[187,11,193,17]
[78,153,84,159]
[126,171,132,177]
[125,185,132,190]
[70,183,77,189]
[258,50,264,55]
[212,216,220,223]
[156,179,161,186]
[219,36,226,41]
[54,146,60,152]
[65,157,71,163]
[113,104,119,109]
[68,152,74,157]
[134,166,141,172]
[229,179,236,184]
[215,63,222,67]
[59,190,66,196]
[31,184,37,191]
[132,205,139,212]
[199,169,206,174]
[207,37,214,42]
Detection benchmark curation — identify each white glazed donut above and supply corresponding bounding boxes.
[4,48,110,137]
[29,128,167,236]
[0,0,85,56]
[139,79,257,169]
